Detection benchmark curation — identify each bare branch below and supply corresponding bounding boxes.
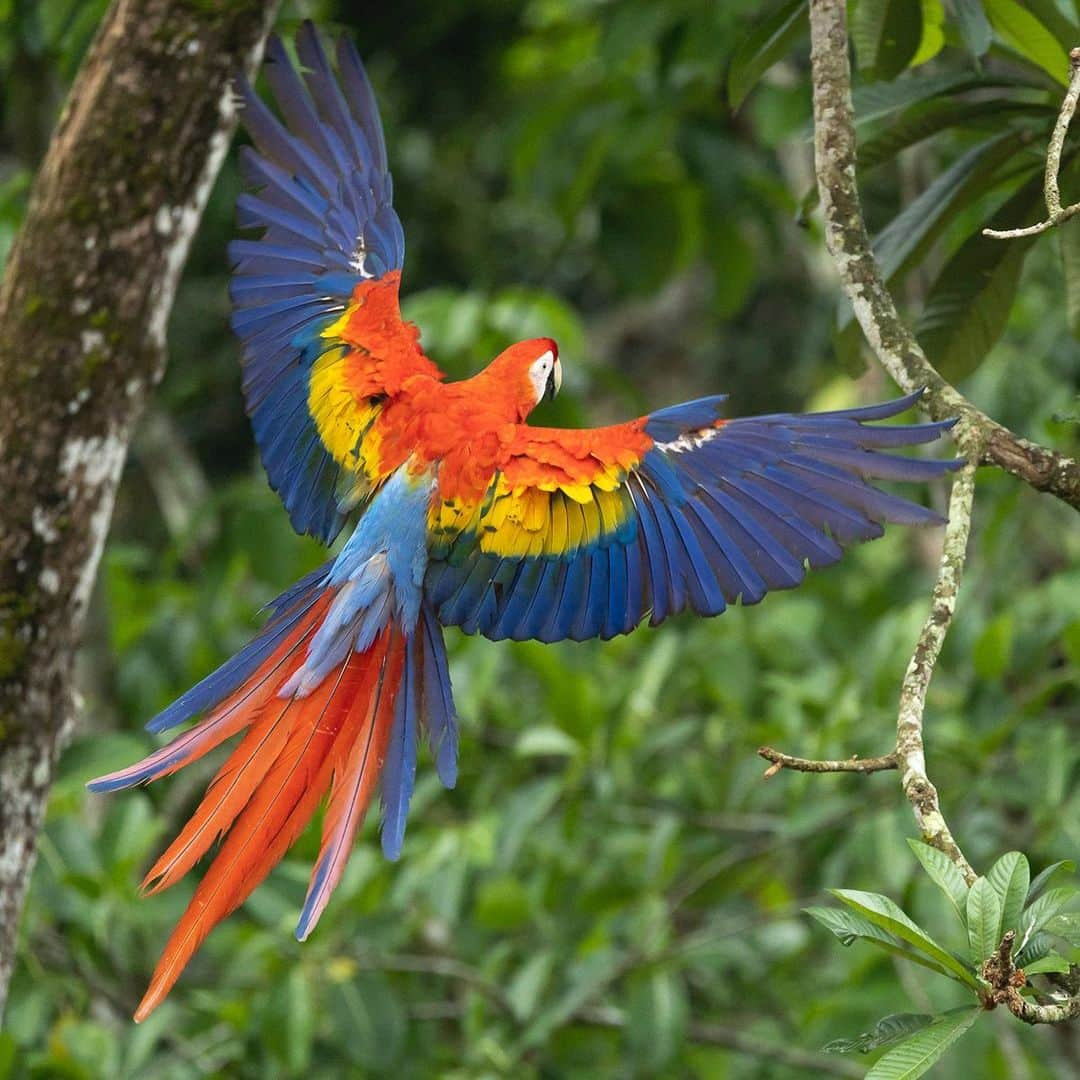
[807,0,1080,509]
[757,746,897,777]
[985,48,1080,239]
[983,932,1080,1025]
[895,462,978,884]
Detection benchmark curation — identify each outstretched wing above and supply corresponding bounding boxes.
[424,392,960,642]
[231,23,442,543]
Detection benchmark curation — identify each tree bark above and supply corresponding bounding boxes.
[0,0,279,1017]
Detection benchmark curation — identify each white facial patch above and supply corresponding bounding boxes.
[527,349,557,404]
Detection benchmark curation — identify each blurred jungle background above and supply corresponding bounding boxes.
[1,0,1078,1076]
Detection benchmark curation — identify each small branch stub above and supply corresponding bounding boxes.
[982,931,1080,1025]
[758,746,898,777]
[985,47,1080,240]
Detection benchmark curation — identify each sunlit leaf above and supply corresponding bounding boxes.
[911,0,946,67]
[984,0,1070,85]
[1020,0,1080,51]
[864,1008,981,1079]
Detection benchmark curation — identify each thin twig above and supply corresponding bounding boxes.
[807,0,1080,509]
[895,461,978,884]
[985,48,1080,239]
[757,746,898,777]
[806,0,982,883]
[983,932,1080,1025]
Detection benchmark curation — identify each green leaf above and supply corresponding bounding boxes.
[805,906,959,978]
[865,1008,981,1080]
[1060,217,1080,339]
[1015,932,1053,968]
[1022,953,1073,974]
[330,973,406,1069]
[506,952,556,1021]
[1027,859,1076,903]
[973,614,1015,680]
[908,839,970,926]
[626,971,689,1071]
[874,131,1027,283]
[947,0,993,59]
[727,0,808,110]
[986,852,1029,937]
[520,951,624,1049]
[859,99,1048,176]
[284,968,314,1072]
[852,72,1015,126]
[823,1012,936,1054]
[966,877,1003,964]
[475,874,532,929]
[911,0,947,67]
[515,725,581,758]
[1044,912,1080,947]
[984,0,1070,85]
[915,167,1047,379]
[829,890,980,987]
[1020,0,1080,51]
[1018,887,1080,950]
[852,0,924,81]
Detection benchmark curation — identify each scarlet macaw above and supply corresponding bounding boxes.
[90,23,959,1020]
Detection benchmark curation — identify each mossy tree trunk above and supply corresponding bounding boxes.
[0,0,280,1016]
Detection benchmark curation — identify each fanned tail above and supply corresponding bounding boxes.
[89,559,458,1022]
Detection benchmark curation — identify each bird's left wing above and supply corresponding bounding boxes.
[424,392,960,642]
[231,24,443,543]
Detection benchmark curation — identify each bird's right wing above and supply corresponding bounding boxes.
[231,23,443,543]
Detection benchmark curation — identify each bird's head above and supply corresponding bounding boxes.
[484,338,562,421]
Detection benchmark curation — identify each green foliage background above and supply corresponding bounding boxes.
[1,0,1078,1076]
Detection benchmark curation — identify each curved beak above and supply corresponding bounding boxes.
[544,359,562,402]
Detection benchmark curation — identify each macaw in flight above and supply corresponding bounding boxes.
[90,22,959,1020]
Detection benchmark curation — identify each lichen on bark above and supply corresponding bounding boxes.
[0,0,280,1018]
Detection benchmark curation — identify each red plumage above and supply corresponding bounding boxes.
[131,599,405,1022]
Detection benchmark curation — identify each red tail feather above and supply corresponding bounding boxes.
[296,627,405,939]
[141,606,335,894]
[132,610,406,1022]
